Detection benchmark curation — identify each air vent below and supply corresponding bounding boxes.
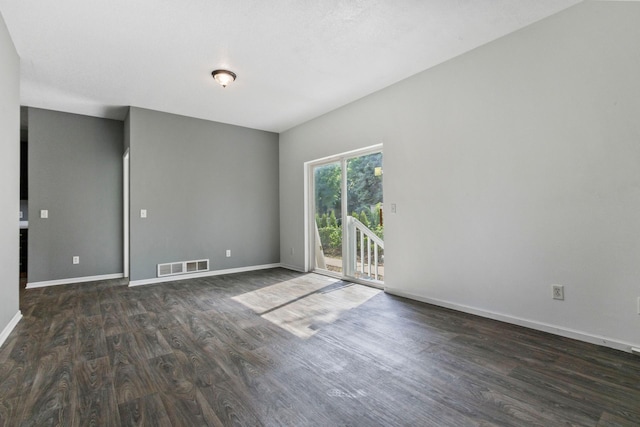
[158,264,172,276]
[157,259,209,278]
[171,262,183,274]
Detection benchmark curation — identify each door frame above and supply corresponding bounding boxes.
[304,143,383,284]
[123,149,130,279]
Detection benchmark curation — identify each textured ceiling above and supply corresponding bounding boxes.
[0,0,581,132]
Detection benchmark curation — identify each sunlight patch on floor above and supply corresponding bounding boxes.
[232,275,381,339]
[231,274,336,313]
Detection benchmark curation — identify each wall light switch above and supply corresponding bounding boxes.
[390,203,397,214]
[72,256,79,264]
[19,211,23,219]
[40,209,48,219]
[140,209,147,218]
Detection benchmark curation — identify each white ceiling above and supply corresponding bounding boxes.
[0,0,581,133]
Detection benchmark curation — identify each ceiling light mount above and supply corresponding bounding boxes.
[211,69,237,88]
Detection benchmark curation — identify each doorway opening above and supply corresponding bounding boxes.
[306,145,384,286]
[19,107,28,290]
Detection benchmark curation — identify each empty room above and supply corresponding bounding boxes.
[0,1,639,425]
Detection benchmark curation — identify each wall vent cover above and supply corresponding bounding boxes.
[157,259,209,278]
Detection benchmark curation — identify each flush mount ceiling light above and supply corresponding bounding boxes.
[211,69,237,88]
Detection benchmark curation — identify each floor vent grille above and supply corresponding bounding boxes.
[157,259,209,277]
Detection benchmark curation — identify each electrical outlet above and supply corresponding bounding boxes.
[73,256,80,265]
[140,209,147,218]
[391,203,397,213]
[552,285,564,300]
[226,249,231,257]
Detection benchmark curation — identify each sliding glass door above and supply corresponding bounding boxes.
[309,146,384,285]
[346,152,384,282]
[312,161,343,274]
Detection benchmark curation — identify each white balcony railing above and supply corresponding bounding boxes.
[346,216,384,282]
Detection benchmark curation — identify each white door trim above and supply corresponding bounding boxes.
[123,149,130,278]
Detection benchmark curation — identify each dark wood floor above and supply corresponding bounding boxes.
[1,268,639,426]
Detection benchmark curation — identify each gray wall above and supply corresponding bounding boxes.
[279,2,640,348]
[129,107,279,281]
[0,12,20,331]
[28,108,124,283]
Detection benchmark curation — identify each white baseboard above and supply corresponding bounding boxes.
[26,273,125,289]
[279,263,307,273]
[384,287,639,354]
[129,263,282,287]
[0,311,22,348]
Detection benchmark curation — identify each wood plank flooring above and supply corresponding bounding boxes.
[1,268,639,426]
